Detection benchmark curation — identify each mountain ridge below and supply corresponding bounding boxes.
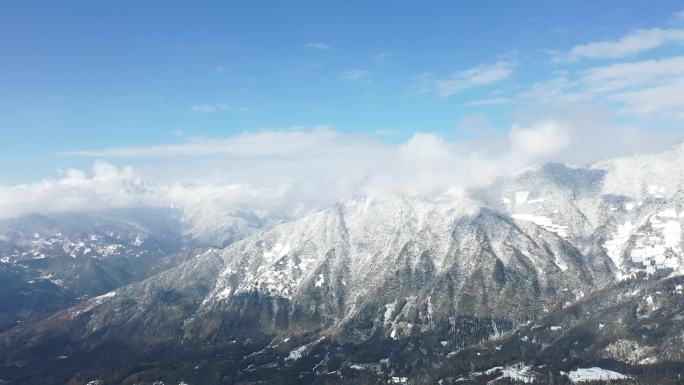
[1,144,683,384]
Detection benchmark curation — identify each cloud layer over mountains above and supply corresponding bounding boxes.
[1,119,679,226]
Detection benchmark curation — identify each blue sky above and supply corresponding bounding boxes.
[1,0,684,186]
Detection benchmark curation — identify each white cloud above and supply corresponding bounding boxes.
[305,42,333,50]
[538,17,684,123]
[365,121,573,196]
[577,56,684,119]
[419,62,515,97]
[580,56,684,92]
[521,55,684,122]
[610,78,684,119]
[675,10,684,21]
[60,126,367,158]
[0,161,153,220]
[520,76,589,105]
[464,97,512,107]
[190,103,235,113]
[342,69,370,81]
[3,122,585,222]
[512,104,682,165]
[5,116,679,229]
[509,120,571,159]
[557,28,684,62]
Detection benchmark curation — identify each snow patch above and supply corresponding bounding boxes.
[263,242,291,261]
[97,291,117,299]
[515,191,530,204]
[567,367,630,383]
[628,210,682,276]
[286,345,307,361]
[486,363,538,383]
[216,287,231,300]
[314,273,325,288]
[69,291,116,318]
[511,214,569,238]
[285,337,325,362]
[603,220,635,277]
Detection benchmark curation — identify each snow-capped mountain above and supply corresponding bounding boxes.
[0,210,182,264]
[1,144,683,385]
[0,209,192,332]
[0,206,285,334]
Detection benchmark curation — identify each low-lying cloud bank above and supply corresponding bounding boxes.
[0,120,680,228]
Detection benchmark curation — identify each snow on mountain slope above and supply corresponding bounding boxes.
[474,143,683,281]
[201,193,481,305]
[591,143,684,279]
[46,191,603,354]
[16,145,684,336]
[1,144,683,385]
[0,209,184,263]
[592,141,684,200]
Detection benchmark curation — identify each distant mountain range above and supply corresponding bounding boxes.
[1,143,683,385]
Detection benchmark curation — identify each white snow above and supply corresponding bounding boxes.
[97,291,117,299]
[384,302,396,324]
[487,363,538,383]
[645,295,654,307]
[629,209,682,275]
[603,220,635,276]
[132,234,144,246]
[659,208,678,218]
[285,337,325,362]
[263,242,291,261]
[567,367,630,383]
[216,287,231,300]
[286,345,306,361]
[70,291,116,318]
[314,273,325,288]
[553,257,568,272]
[511,214,569,237]
[604,207,683,278]
[286,345,308,361]
[515,191,530,204]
